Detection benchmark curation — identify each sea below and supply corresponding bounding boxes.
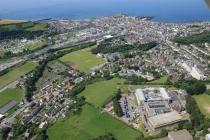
[0,0,210,23]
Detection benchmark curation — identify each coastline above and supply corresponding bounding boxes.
[1,14,210,24]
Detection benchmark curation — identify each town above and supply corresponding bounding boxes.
[0,15,209,140]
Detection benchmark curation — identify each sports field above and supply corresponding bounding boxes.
[0,61,38,89]
[48,104,140,140]
[59,47,105,72]
[0,88,23,107]
[194,94,210,118]
[80,78,125,107]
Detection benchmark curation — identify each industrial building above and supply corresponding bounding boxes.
[134,87,187,131]
[157,129,193,140]
[135,87,171,105]
[147,111,183,131]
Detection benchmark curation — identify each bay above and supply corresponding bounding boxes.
[0,0,210,23]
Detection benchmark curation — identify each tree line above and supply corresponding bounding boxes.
[174,31,210,45]
[113,89,124,117]
[91,42,157,54]
[179,96,210,138]
[174,79,207,95]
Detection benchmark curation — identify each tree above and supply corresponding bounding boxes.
[125,75,148,85]
[68,96,86,115]
[12,120,26,137]
[113,89,123,117]
[4,51,13,57]
[0,127,10,140]
[186,96,205,129]
[38,129,48,140]
[175,80,206,95]
[70,85,86,96]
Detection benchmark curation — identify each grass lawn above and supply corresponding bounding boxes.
[0,88,23,107]
[0,61,38,89]
[194,94,210,118]
[48,104,140,140]
[59,46,105,72]
[148,75,168,84]
[80,78,125,107]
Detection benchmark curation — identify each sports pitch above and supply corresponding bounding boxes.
[59,47,105,72]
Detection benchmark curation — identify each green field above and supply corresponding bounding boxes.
[26,23,47,31]
[0,88,23,107]
[48,104,140,140]
[0,61,38,89]
[80,78,125,107]
[59,46,105,72]
[0,22,46,31]
[194,94,210,118]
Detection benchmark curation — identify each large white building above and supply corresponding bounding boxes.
[191,65,207,80]
[135,87,171,105]
[182,61,207,80]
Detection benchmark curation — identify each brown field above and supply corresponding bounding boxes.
[0,19,26,25]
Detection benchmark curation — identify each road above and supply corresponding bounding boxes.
[0,80,19,93]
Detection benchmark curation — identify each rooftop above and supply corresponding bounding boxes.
[148,111,183,129]
[168,129,193,140]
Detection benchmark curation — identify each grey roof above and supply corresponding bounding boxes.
[168,129,193,140]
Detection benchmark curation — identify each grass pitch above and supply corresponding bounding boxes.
[0,88,23,107]
[194,94,210,118]
[80,78,125,107]
[0,61,38,89]
[59,46,105,72]
[48,104,140,140]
